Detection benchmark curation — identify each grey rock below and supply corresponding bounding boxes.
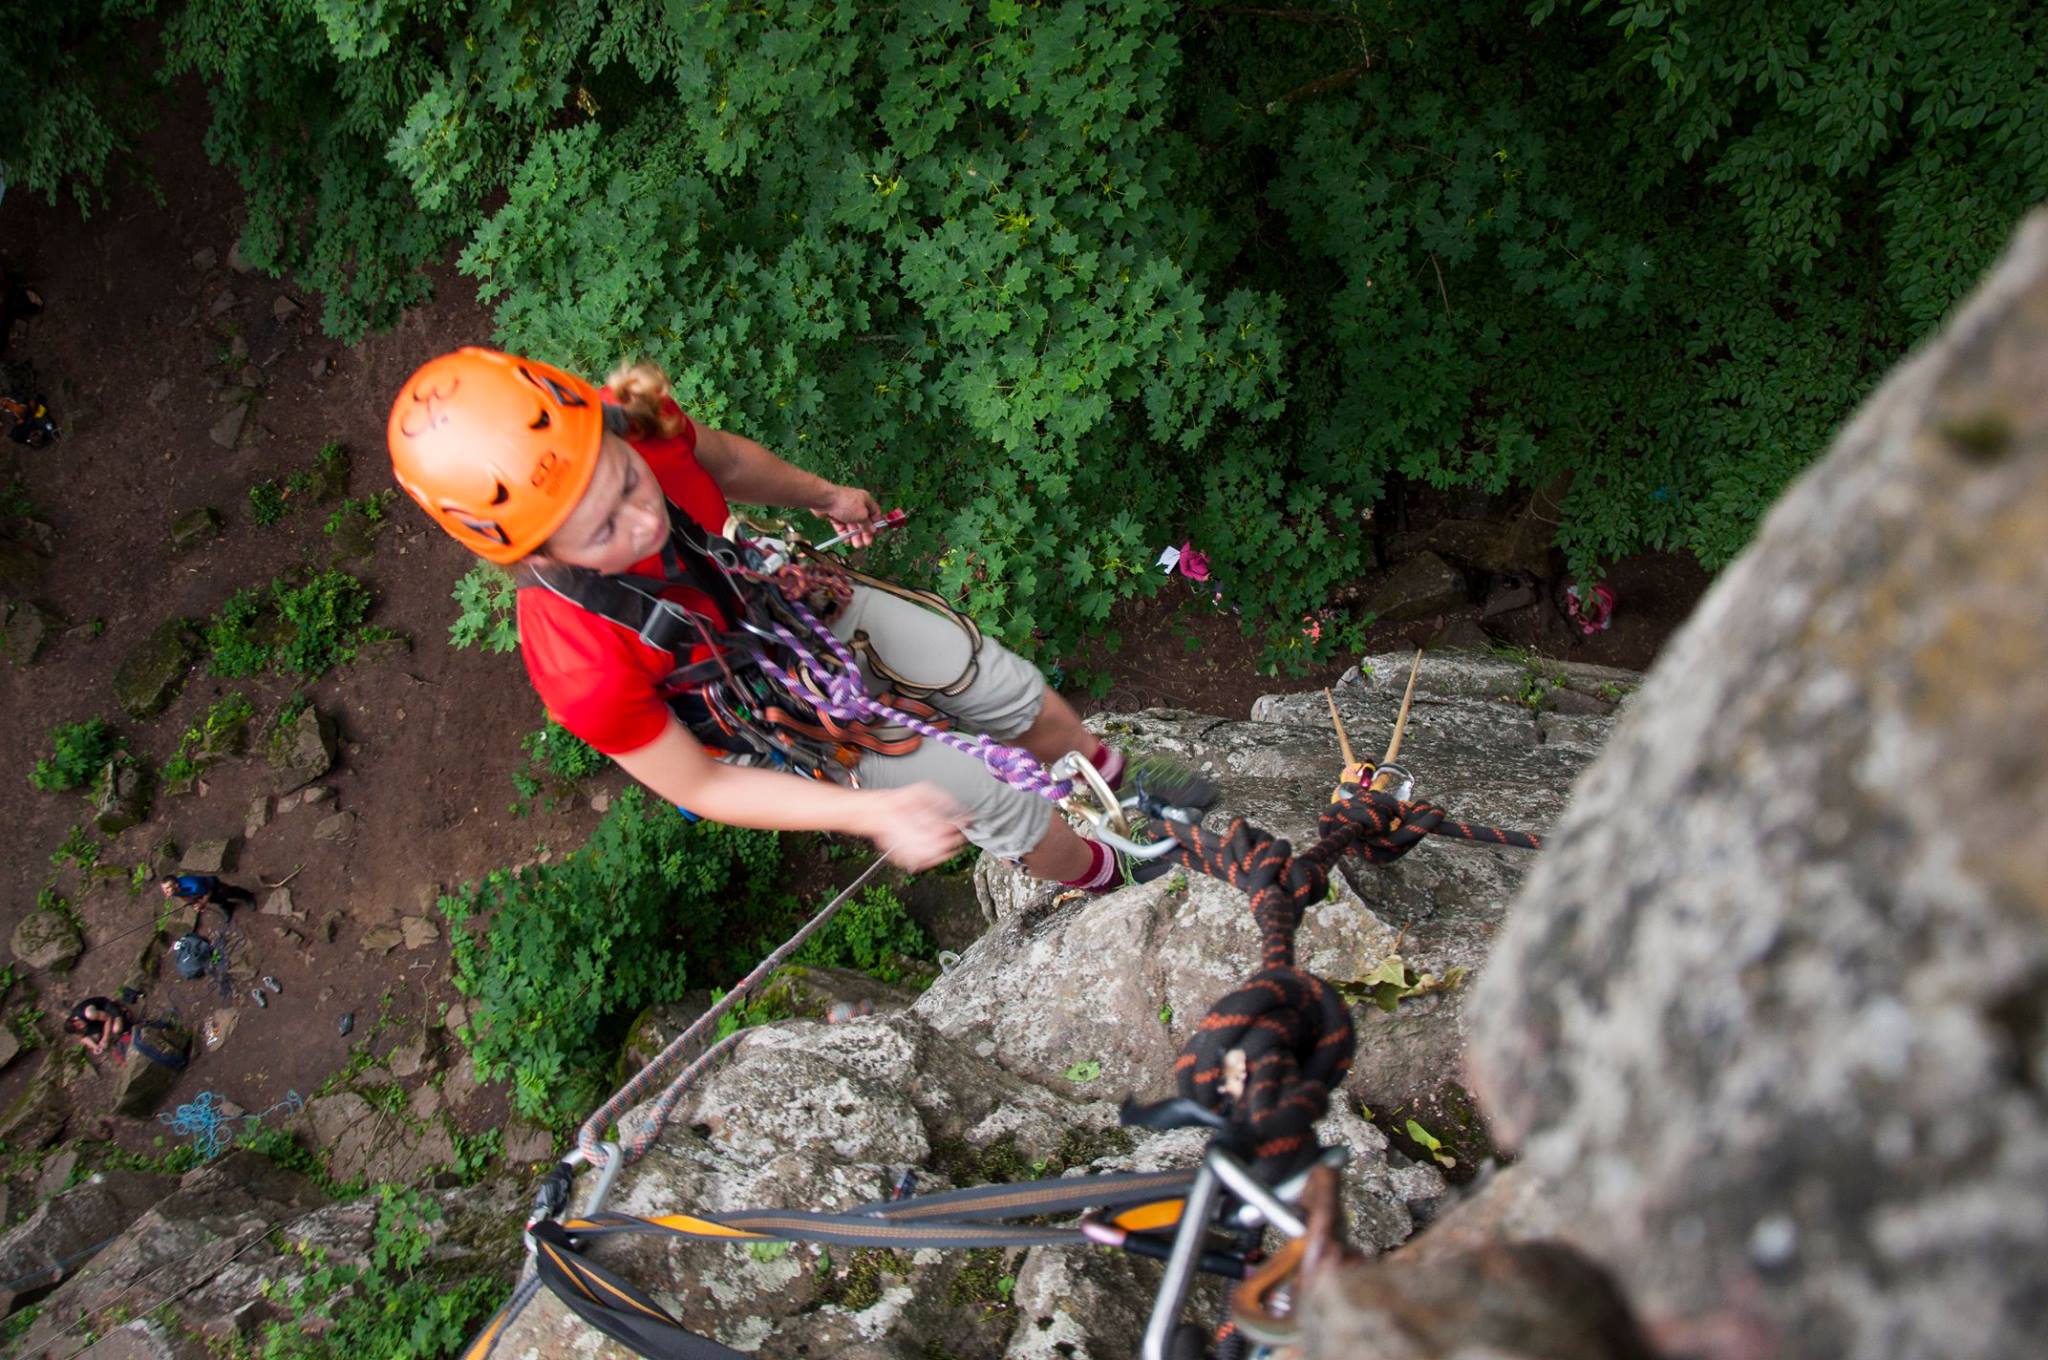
[8,1152,348,1355]
[35,1149,79,1202]
[312,810,355,842]
[112,618,197,718]
[165,507,220,557]
[358,925,402,955]
[1362,550,1467,623]
[1468,211,2048,1360]
[93,756,152,835]
[206,402,246,449]
[205,290,237,318]
[1,598,60,664]
[266,706,335,794]
[0,1070,68,1149]
[11,908,83,971]
[226,234,257,274]
[300,782,334,804]
[271,294,300,322]
[244,794,270,837]
[398,915,438,950]
[226,334,248,362]
[78,1317,214,1360]
[304,1092,455,1185]
[189,246,217,271]
[112,1024,191,1117]
[259,887,300,919]
[0,1171,177,1316]
[384,1029,440,1080]
[146,377,174,407]
[180,836,236,875]
[0,1027,19,1070]
[502,1119,554,1166]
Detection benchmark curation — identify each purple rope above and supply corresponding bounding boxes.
[757,593,1073,801]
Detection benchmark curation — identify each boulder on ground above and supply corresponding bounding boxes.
[179,837,236,875]
[267,705,335,794]
[112,1024,191,1118]
[1361,549,1468,623]
[11,907,83,971]
[1,598,60,664]
[166,507,222,555]
[93,756,153,834]
[112,618,197,719]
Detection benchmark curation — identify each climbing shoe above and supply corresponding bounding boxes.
[337,1012,355,1036]
[251,988,268,1009]
[261,976,282,994]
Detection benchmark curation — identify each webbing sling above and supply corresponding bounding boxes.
[466,1170,1195,1360]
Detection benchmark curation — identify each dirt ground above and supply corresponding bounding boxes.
[0,88,1707,1170]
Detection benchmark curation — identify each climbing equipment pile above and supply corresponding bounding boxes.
[463,654,1544,1360]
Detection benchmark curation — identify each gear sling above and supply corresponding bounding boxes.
[520,495,964,781]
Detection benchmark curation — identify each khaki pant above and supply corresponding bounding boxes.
[827,584,1055,860]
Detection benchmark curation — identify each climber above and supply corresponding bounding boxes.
[388,348,1134,886]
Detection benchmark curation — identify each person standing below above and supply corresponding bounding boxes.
[160,873,257,930]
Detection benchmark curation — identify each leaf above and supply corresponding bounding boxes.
[1063,1059,1103,1084]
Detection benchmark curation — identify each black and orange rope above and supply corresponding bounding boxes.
[1155,787,1541,1177]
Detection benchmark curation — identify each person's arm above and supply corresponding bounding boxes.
[611,719,966,869]
[694,426,882,545]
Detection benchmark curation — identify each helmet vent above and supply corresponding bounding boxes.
[518,366,590,408]
[530,409,552,431]
[489,481,511,506]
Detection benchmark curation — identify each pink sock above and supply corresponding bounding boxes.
[1089,743,1126,791]
[1059,838,1119,893]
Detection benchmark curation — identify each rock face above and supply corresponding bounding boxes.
[484,648,1613,1357]
[112,1024,193,1117]
[0,1171,179,1316]
[1467,214,2048,1359]
[10,1152,521,1358]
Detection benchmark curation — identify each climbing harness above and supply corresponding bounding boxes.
[523,500,1070,801]
[463,653,1546,1360]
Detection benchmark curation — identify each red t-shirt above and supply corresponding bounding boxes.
[518,399,733,755]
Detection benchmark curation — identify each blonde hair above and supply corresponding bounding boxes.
[603,360,687,439]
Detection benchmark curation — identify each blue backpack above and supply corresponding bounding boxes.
[172,932,215,980]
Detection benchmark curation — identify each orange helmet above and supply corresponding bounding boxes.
[387,348,609,563]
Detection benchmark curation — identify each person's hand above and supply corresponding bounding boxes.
[855,783,968,870]
[815,484,883,547]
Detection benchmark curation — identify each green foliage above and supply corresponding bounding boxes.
[439,787,783,1126]
[203,588,272,677]
[448,563,519,654]
[28,718,124,793]
[510,721,609,814]
[256,1185,499,1360]
[709,984,801,1043]
[207,571,385,680]
[29,0,2041,657]
[322,490,395,535]
[249,478,290,526]
[0,0,156,212]
[161,692,255,792]
[272,568,378,674]
[793,885,934,986]
[50,823,101,871]
[7,1005,45,1052]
